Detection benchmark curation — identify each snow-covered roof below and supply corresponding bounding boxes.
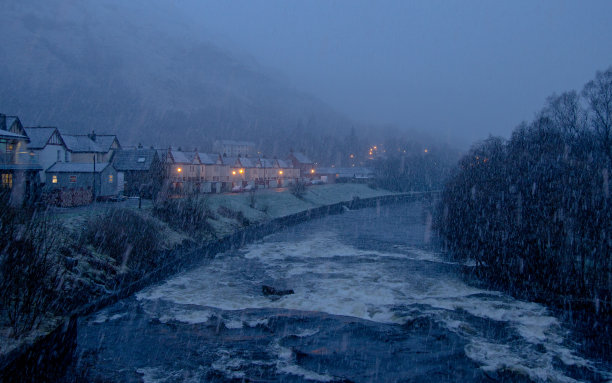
[276,159,292,168]
[238,157,259,168]
[169,150,193,164]
[23,127,58,149]
[291,152,313,164]
[46,162,111,173]
[94,135,120,151]
[0,128,28,141]
[113,149,158,171]
[61,133,119,153]
[259,158,277,168]
[5,116,18,129]
[198,152,217,165]
[62,135,101,152]
[221,156,239,166]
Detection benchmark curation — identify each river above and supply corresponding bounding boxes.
[65,201,611,382]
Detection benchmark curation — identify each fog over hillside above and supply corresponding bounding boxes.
[0,0,370,161]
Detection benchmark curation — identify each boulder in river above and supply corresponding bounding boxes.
[262,285,294,297]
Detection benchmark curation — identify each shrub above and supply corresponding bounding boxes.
[217,206,250,226]
[290,180,307,199]
[153,196,214,235]
[85,208,161,272]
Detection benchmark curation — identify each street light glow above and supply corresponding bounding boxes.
[177,167,182,173]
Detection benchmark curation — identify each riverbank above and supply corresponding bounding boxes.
[0,184,422,380]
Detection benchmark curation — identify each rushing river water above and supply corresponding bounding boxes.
[66,202,611,382]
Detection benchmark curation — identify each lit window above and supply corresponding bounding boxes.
[52,175,58,184]
[109,174,113,183]
[232,170,237,175]
[1,173,13,189]
[177,167,182,173]
[70,175,77,183]
[239,169,244,174]
[278,170,283,175]
[310,169,315,174]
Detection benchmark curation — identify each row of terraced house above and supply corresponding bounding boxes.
[0,114,317,207]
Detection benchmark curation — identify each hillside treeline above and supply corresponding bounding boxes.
[436,68,612,347]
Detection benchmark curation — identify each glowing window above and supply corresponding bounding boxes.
[52,175,58,184]
[109,174,113,183]
[1,173,13,189]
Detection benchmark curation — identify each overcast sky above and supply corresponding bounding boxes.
[174,0,612,144]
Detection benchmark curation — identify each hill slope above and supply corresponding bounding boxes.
[0,0,353,158]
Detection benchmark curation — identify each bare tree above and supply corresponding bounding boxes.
[0,205,64,337]
[583,67,612,160]
[543,90,585,137]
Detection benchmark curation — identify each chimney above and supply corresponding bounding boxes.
[0,114,6,130]
[89,130,97,142]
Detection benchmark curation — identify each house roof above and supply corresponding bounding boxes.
[168,150,193,164]
[61,133,120,153]
[23,127,59,149]
[198,152,218,165]
[46,162,111,173]
[291,152,313,164]
[259,158,277,168]
[238,157,259,168]
[0,129,28,141]
[62,135,102,152]
[221,156,239,166]
[276,159,292,168]
[94,135,120,151]
[5,116,18,129]
[113,149,158,171]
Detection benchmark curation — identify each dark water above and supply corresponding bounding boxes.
[65,202,611,382]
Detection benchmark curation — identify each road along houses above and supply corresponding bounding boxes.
[0,113,319,206]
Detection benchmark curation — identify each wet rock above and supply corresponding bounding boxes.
[261,285,294,297]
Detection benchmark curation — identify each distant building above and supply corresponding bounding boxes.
[288,151,315,179]
[276,159,299,186]
[316,167,374,184]
[0,114,42,205]
[199,152,230,192]
[213,140,256,157]
[112,145,162,198]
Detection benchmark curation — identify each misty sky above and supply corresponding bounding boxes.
[177,0,612,144]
